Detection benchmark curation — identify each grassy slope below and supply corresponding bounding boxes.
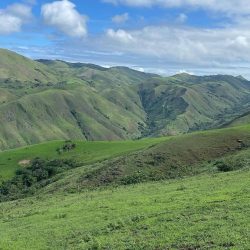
[0,168,249,249]
[68,125,250,190]
[140,75,250,135]
[1,125,250,185]
[0,49,58,83]
[225,111,250,127]
[0,137,167,181]
[0,83,146,150]
[1,49,250,151]
[0,126,250,249]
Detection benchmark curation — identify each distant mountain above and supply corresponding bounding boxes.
[0,48,250,150]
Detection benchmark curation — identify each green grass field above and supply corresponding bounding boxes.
[0,168,249,249]
[1,49,250,250]
[0,125,250,249]
[0,137,167,181]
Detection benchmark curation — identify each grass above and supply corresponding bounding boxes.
[0,137,168,182]
[1,49,250,249]
[1,124,250,183]
[63,125,250,189]
[0,168,249,249]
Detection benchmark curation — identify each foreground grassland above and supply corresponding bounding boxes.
[0,125,250,249]
[0,169,249,249]
[0,138,167,181]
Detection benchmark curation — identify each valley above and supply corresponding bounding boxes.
[0,49,250,249]
[1,49,250,150]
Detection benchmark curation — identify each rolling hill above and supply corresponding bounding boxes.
[0,48,250,151]
[0,124,249,249]
[1,124,249,196]
[0,49,59,84]
[0,47,250,249]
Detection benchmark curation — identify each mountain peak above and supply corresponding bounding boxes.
[236,75,247,81]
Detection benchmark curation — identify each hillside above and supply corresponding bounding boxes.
[0,147,249,249]
[1,125,249,198]
[0,49,59,84]
[1,104,249,249]
[1,49,250,150]
[0,122,250,249]
[0,137,167,181]
[225,111,250,127]
[43,125,250,192]
[139,74,250,135]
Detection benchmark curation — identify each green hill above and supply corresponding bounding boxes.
[0,145,249,249]
[0,49,59,84]
[139,74,250,135]
[0,137,167,181]
[1,125,249,195]
[0,94,250,250]
[1,49,250,151]
[49,125,250,191]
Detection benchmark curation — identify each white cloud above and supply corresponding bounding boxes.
[103,23,250,66]
[107,29,135,43]
[176,13,187,23]
[41,0,87,38]
[177,69,194,75]
[112,13,129,23]
[103,0,250,15]
[0,3,32,34]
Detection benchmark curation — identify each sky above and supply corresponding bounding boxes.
[1,0,250,77]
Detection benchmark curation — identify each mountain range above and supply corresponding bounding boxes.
[1,48,250,150]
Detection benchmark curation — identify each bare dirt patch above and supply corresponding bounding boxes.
[18,159,31,167]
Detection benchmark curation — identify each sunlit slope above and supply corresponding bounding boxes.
[0,137,167,181]
[1,125,248,191]
[0,168,249,249]
[65,125,250,189]
[1,49,250,150]
[0,49,58,84]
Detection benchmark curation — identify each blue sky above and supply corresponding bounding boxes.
[1,0,250,77]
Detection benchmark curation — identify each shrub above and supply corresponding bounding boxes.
[0,158,80,201]
[214,158,245,172]
[215,161,232,172]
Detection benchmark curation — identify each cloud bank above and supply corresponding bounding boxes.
[103,0,250,15]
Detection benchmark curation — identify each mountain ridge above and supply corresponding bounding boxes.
[0,48,250,150]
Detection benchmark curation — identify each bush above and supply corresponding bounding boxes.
[121,173,146,185]
[0,158,80,201]
[214,158,245,172]
[215,161,232,172]
[56,142,76,154]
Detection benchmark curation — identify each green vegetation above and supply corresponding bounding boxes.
[0,167,249,249]
[1,125,250,194]
[225,111,250,127]
[66,125,250,190]
[0,48,58,83]
[0,158,79,201]
[1,48,250,249]
[1,49,250,150]
[0,138,167,181]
